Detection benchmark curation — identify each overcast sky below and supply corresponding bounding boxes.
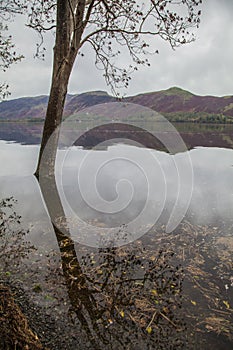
[1,0,233,99]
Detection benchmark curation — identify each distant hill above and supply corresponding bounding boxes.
[64,91,115,116]
[127,87,233,123]
[1,87,233,123]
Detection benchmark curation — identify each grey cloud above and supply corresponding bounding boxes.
[1,0,233,99]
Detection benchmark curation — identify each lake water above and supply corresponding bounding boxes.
[1,122,233,239]
[0,120,232,349]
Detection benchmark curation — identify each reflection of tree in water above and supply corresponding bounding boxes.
[1,179,232,349]
[55,230,186,349]
[78,245,186,349]
[40,175,186,349]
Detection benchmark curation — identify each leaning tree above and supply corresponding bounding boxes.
[0,0,202,176]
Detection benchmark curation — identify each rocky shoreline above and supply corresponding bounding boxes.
[0,279,85,350]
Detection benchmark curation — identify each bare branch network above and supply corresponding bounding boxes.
[0,0,202,94]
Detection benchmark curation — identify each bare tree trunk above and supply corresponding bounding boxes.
[34,66,71,178]
[34,0,81,178]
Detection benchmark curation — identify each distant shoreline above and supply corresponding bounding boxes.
[0,119,233,125]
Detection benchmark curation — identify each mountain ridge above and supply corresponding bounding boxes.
[1,87,233,123]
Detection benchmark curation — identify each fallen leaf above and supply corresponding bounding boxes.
[151,289,158,296]
[223,300,230,309]
[119,310,125,318]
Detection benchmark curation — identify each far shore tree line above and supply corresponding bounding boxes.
[1,113,233,125]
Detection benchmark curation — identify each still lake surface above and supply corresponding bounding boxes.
[1,122,233,236]
[0,121,233,349]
